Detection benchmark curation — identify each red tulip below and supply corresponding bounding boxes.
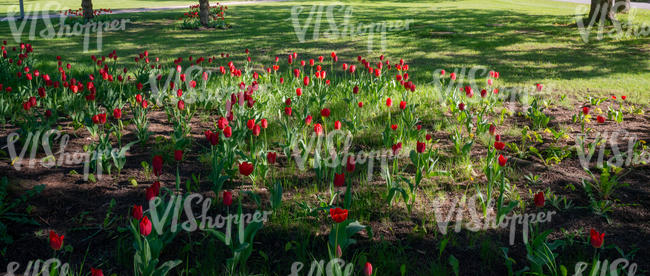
[386,97,392,107]
[261,118,268,129]
[534,192,544,208]
[321,108,330,118]
[458,102,465,111]
[267,152,277,164]
[314,123,323,135]
[145,181,160,201]
[152,155,163,176]
[358,102,363,108]
[334,120,341,130]
[330,207,348,223]
[582,107,590,115]
[590,229,604,248]
[247,119,255,130]
[49,230,64,251]
[426,134,432,141]
[597,115,605,123]
[464,86,474,98]
[391,124,398,131]
[364,262,373,276]
[223,190,233,206]
[494,141,506,150]
[305,115,312,125]
[91,268,103,276]
[139,216,152,236]
[151,181,161,196]
[296,87,302,96]
[621,95,626,100]
[450,72,456,80]
[145,186,156,201]
[416,141,426,153]
[353,86,359,94]
[498,155,508,167]
[334,173,345,187]
[218,116,228,130]
[132,205,143,220]
[223,126,232,138]
[303,76,310,86]
[95,113,107,125]
[113,108,122,119]
[174,150,183,161]
[239,162,254,176]
[346,156,355,172]
[285,107,292,116]
[174,93,186,107]
[399,101,406,110]
[135,94,143,103]
[392,142,403,155]
[489,124,496,135]
[253,124,261,136]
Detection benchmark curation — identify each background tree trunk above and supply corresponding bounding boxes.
[589,0,617,23]
[199,0,210,26]
[615,0,631,13]
[82,0,94,20]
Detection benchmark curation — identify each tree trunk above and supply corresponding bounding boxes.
[199,0,210,26]
[589,0,617,23]
[82,0,94,20]
[615,0,631,13]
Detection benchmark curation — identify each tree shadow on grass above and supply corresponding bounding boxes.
[0,3,648,89]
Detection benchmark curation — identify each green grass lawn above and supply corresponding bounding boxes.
[1,0,649,101]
